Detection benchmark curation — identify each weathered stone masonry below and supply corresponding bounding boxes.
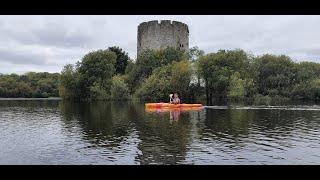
[137,20,189,56]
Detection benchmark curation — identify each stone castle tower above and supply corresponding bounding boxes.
[137,20,189,56]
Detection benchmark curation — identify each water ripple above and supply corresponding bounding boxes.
[1,102,320,164]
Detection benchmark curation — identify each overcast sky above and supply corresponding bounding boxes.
[1,15,320,74]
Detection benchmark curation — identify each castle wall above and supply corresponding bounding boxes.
[137,20,189,56]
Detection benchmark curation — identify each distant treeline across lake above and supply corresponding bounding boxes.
[0,72,59,98]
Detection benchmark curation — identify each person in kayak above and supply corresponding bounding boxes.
[169,93,181,104]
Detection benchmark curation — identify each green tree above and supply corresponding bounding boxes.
[188,46,205,62]
[198,49,249,104]
[111,75,130,100]
[253,54,297,97]
[126,47,187,93]
[77,49,117,100]
[170,60,192,97]
[59,64,79,100]
[135,60,192,101]
[89,81,111,100]
[310,79,320,100]
[0,72,59,98]
[188,46,205,96]
[296,61,320,82]
[292,78,320,100]
[108,46,130,75]
[228,72,245,99]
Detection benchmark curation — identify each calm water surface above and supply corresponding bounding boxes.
[1,100,320,165]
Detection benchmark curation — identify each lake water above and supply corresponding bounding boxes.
[1,100,320,165]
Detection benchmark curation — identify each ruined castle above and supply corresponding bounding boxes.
[137,20,189,56]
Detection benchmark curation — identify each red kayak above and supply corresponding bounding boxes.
[145,103,203,109]
[145,106,203,113]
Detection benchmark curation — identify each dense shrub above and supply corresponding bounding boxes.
[111,75,130,100]
[135,60,192,101]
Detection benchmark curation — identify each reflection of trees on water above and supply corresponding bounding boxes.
[200,108,320,150]
[196,109,254,150]
[252,110,303,130]
[250,109,320,141]
[59,101,134,149]
[0,100,59,109]
[59,101,195,164]
[201,109,252,137]
[202,109,303,138]
[128,103,193,165]
[59,101,320,164]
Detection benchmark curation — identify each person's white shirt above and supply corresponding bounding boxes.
[169,94,173,103]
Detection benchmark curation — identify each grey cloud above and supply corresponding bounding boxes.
[2,21,93,48]
[1,15,320,74]
[303,48,320,55]
[0,48,48,65]
[31,29,93,48]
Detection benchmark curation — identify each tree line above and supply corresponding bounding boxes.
[1,46,320,104]
[197,49,320,104]
[59,46,320,103]
[0,72,59,98]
